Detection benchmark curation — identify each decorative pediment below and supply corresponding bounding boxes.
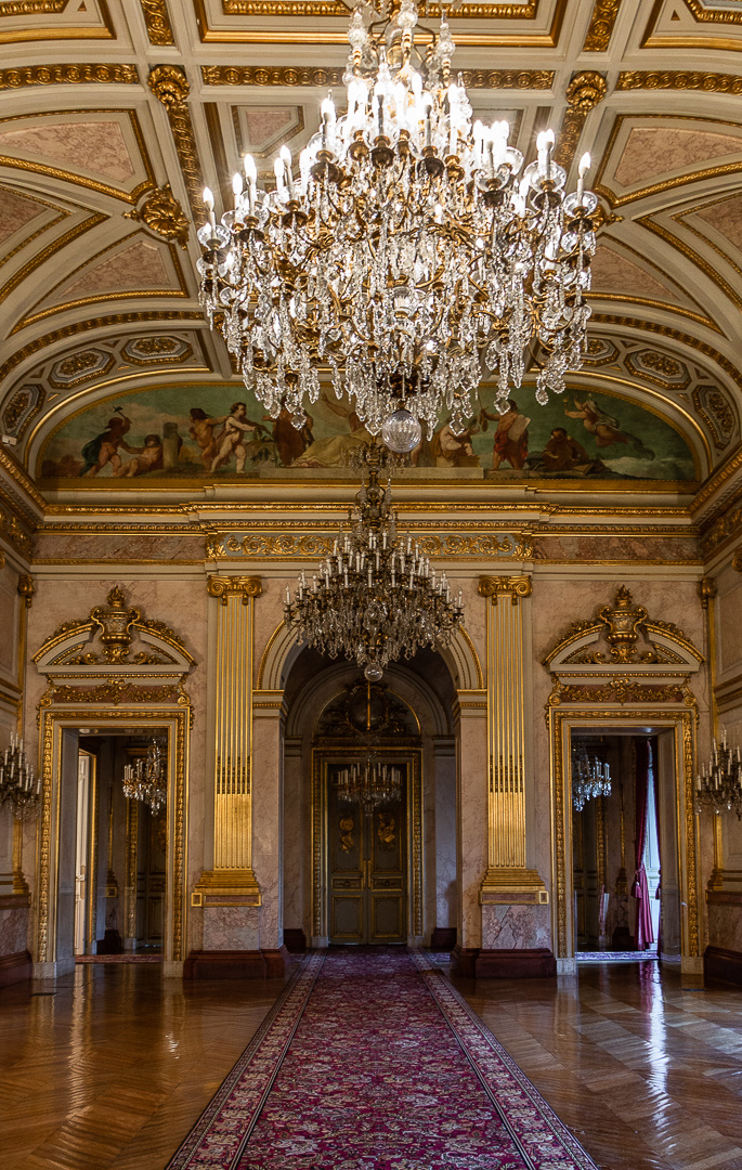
[544,585,703,682]
[33,585,194,683]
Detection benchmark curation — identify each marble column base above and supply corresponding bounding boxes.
[0,949,31,987]
[704,945,742,987]
[451,944,556,978]
[183,946,290,979]
[430,927,457,950]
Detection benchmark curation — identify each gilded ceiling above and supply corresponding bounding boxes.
[0,0,741,493]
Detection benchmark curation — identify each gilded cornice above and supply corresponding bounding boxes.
[590,313,742,393]
[617,70,742,95]
[0,63,139,89]
[583,0,622,52]
[200,64,554,90]
[684,0,742,25]
[148,64,203,217]
[139,0,175,45]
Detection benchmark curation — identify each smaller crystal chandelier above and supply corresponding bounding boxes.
[337,754,403,808]
[284,444,464,680]
[0,730,40,818]
[695,728,742,818]
[123,738,167,814]
[571,742,611,812]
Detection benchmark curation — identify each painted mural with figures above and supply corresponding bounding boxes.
[38,382,697,484]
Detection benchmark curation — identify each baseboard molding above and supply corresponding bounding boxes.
[451,945,556,978]
[183,947,290,979]
[0,949,32,988]
[704,945,742,987]
[430,927,457,951]
[283,929,306,953]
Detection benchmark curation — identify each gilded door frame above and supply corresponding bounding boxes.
[35,706,190,974]
[311,745,423,945]
[548,706,699,965]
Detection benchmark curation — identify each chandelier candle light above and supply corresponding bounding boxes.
[571,742,611,812]
[337,755,402,808]
[123,737,167,814]
[196,0,597,446]
[284,445,463,680]
[0,730,40,818]
[695,728,742,818]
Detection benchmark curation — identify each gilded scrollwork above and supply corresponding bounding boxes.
[206,574,263,604]
[148,65,203,215]
[582,0,622,51]
[126,184,190,248]
[139,0,175,45]
[0,63,139,89]
[45,679,186,706]
[617,69,742,95]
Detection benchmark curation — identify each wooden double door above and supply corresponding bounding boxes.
[328,767,407,945]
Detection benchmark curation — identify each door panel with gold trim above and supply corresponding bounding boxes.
[328,766,406,944]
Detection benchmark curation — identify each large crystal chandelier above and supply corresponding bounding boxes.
[695,729,742,818]
[571,742,611,812]
[196,0,597,441]
[337,754,403,808]
[123,738,167,814]
[284,444,463,680]
[0,731,40,818]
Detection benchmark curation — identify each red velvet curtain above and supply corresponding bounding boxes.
[631,738,654,950]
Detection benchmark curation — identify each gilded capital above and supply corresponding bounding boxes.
[699,576,718,607]
[733,549,742,573]
[566,69,608,110]
[207,575,263,605]
[148,63,189,108]
[478,575,532,604]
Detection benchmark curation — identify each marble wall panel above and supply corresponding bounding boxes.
[0,906,29,956]
[481,904,551,950]
[707,901,742,955]
[202,906,260,951]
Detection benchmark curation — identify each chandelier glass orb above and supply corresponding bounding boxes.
[284,445,464,681]
[571,743,611,812]
[196,0,597,440]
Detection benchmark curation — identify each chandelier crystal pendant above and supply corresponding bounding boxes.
[196,0,597,441]
[0,731,40,818]
[695,728,742,818]
[571,743,611,812]
[123,738,167,814]
[337,755,403,809]
[284,444,464,680]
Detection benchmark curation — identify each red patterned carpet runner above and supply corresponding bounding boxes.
[167,950,598,1170]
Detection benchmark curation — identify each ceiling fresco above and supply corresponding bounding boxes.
[0,0,740,499]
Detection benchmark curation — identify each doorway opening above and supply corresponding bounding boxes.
[571,728,679,964]
[70,729,168,959]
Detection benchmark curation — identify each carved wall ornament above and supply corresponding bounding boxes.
[1,383,44,440]
[17,574,34,609]
[41,679,187,708]
[565,69,608,111]
[544,585,703,674]
[692,385,737,452]
[90,586,140,663]
[206,530,533,562]
[547,676,690,707]
[125,184,190,248]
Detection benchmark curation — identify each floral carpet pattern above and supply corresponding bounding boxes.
[167,950,598,1170]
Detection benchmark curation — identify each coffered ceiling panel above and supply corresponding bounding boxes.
[641,0,742,53]
[0,0,115,44]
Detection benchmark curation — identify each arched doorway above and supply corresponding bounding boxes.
[280,647,458,950]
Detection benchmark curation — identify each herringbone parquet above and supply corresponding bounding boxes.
[0,958,740,1170]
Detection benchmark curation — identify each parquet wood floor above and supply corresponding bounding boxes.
[0,958,739,1169]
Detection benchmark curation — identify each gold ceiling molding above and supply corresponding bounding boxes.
[196,0,567,46]
[733,549,742,572]
[0,0,115,43]
[0,212,106,306]
[641,0,742,53]
[590,312,742,393]
[0,63,139,90]
[125,184,190,248]
[0,447,45,510]
[554,70,607,169]
[139,0,175,45]
[638,215,742,312]
[617,70,742,95]
[148,64,204,217]
[684,0,742,24]
[200,63,555,90]
[701,498,742,561]
[583,0,622,52]
[0,309,203,381]
[13,235,190,335]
